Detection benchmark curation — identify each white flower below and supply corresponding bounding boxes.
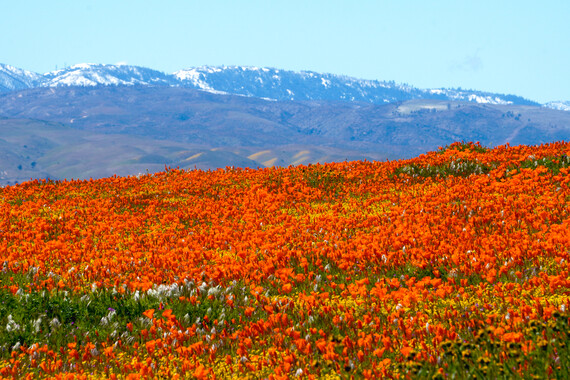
[33,317,42,333]
[207,285,221,297]
[6,315,20,332]
[49,317,61,329]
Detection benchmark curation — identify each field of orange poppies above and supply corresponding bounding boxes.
[1,141,569,379]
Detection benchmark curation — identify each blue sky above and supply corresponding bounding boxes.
[2,0,568,103]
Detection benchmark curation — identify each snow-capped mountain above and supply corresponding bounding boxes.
[174,66,427,103]
[174,66,539,106]
[0,62,560,107]
[544,101,570,112]
[0,64,42,92]
[40,63,176,87]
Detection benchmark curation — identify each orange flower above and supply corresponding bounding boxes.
[193,364,210,379]
[244,307,255,317]
[2,141,570,377]
[400,346,414,357]
[143,309,155,320]
[162,309,173,319]
[281,283,293,294]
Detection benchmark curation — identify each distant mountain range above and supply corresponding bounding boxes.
[1,62,569,186]
[2,62,565,107]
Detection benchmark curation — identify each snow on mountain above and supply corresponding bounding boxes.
[544,101,570,112]
[174,65,539,106]
[0,64,41,92]
[429,88,517,105]
[40,63,175,88]
[174,66,425,103]
[173,67,229,95]
[0,62,546,107]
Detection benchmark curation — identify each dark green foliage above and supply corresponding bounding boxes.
[300,165,346,194]
[0,287,159,351]
[0,279,245,358]
[439,141,490,154]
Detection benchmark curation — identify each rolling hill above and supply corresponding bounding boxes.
[0,63,569,185]
[1,85,570,186]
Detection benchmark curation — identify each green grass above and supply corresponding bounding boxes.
[0,273,247,359]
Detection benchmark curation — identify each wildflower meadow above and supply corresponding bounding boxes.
[1,141,569,379]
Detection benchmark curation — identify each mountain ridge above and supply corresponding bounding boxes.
[1,85,570,186]
[0,62,556,107]
[1,63,570,186]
